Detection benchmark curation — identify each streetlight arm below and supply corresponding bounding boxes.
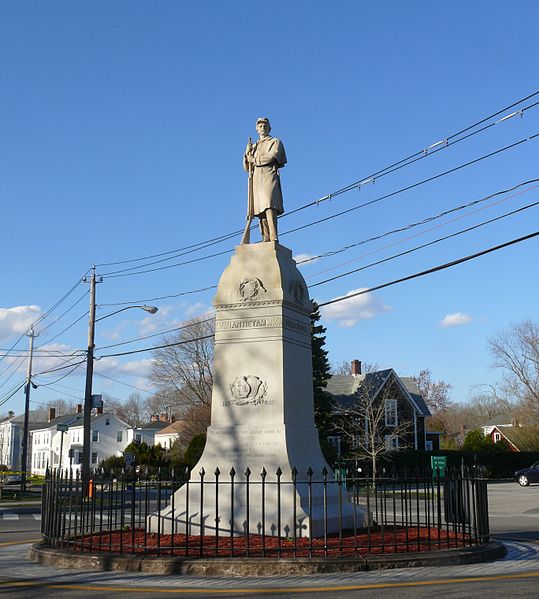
[96,305,158,322]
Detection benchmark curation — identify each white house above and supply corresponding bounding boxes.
[154,420,185,450]
[30,407,130,475]
[126,414,171,447]
[0,410,47,471]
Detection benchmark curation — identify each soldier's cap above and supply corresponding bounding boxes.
[256,117,271,126]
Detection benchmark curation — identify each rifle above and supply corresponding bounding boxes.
[240,137,254,244]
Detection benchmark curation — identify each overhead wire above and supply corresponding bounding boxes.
[93,371,154,394]
[317,231,539,308]
[298,179,539,267]
[95,177,539,310]
[95,90,539,271]
[95,316,215,351]
[94,229,538,358]
[310,199,539,287]
[100,132,539,279]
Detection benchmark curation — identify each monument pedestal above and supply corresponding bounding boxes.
[149,242,369,537]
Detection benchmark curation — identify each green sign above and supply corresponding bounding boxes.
[431,455,447,478]
[56,424,68,432]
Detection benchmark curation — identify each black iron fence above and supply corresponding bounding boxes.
[41,465,489,558]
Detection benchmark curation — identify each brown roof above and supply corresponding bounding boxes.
[155,420,186,435]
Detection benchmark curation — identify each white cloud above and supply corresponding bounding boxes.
[294,253,320,266]
[439,312,473,328]
[0,305,42,342]
[320,288,391,327]
[95,357,154,379]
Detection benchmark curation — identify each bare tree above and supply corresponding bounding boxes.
[412,369,452,414]
[149,317,215,417]
[33,399,77,421]
[489,319,539,423]
[105,393,150,427]
[332,377,412,482]
[331,361,379,375]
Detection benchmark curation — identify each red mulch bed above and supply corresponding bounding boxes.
[69,527,470,558]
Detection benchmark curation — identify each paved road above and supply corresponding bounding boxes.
[487,481,539,541]
[0,481,537,597]
[0,538,537,598]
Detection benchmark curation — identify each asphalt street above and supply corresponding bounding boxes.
[0,481,537,597]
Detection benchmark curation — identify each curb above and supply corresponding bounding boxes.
[28,541,506,576]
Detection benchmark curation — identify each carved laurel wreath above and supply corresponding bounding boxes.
[238,277,266,301]
[229,375,268,406]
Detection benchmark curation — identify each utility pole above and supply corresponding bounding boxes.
[82,267,100,481]
[20,325,36,492]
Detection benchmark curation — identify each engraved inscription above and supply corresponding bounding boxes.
[216,315,309,334]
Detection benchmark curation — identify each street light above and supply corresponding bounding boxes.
[82,267,158,480]
[96,305,159,322]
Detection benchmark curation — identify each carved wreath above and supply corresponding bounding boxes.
[229,375,268,406]
[238,277,266,301]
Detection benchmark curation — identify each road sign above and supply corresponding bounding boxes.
[56,423,68,432]
[431,455,447,478]
[124,452,134,467]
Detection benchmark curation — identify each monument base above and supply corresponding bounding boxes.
[149,242,370,537]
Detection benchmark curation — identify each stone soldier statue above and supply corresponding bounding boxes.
[242,117,287,243]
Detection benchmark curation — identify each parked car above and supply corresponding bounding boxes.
[514,462,539,486]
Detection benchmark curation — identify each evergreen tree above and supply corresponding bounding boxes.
[311,301,336,462]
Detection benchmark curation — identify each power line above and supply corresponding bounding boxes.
[97,230,538,357]
[310,199,539,287]
[280,133,539,239]
[95,91,539,270]
[96,178,539,311]
[0,271,89,368]
[0,381,27,409]
[37,290,89,336]
[97,334,214,359]
[317,231,539,308]
[34,311,89,349]
[95,316,214,351]
[99,285,218,308]
[298,179,539,268]
[33,362,85,387]
[93,371,154,394]
[33,358,87,378]
[101,132,539,279]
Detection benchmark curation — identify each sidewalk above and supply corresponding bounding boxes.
[0,538,538,592]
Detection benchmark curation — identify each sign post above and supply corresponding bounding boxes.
[56,423,69,471]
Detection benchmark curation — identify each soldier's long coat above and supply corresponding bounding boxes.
[244,136,287,216]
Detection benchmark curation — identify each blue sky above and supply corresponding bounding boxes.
[1,1,538,416]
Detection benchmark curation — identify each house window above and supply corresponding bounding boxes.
[117,431,123,442]
[135,433,142,443]
[91,452,98,464]
[105,419,110,425]
[76,452,82,465]
[493,432,501,443]
[327,436,341,455]
[385,434,399,450]
[385,399,398,427]
[92,430,99,442]
[425,440,433,451]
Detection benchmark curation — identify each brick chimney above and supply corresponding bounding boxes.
[159,413,169,422]
[48,407,56,422]
[351,360,362,375]
[151,414,159,422]
[96,406,103,415]
[76,404,83,414]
